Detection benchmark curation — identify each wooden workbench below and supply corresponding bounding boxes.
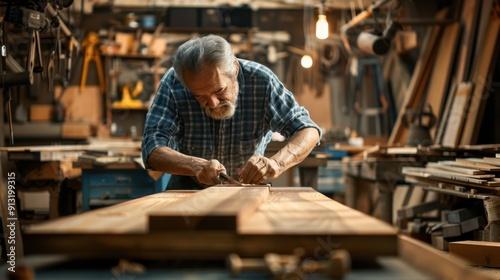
[17,186,493,279]
[24,186,398,261]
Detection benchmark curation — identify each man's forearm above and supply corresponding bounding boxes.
[270,127,321,173]
[147,146,207,176]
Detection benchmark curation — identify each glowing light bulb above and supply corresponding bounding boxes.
[316,14,329,39]
[301,55,313,68]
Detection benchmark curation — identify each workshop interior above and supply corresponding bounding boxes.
[1,0,500,279]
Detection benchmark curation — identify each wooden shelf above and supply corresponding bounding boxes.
[101,52,160,60]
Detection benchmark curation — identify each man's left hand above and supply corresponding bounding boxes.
[239,154,282,184]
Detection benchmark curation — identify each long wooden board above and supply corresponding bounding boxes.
[23,187,398,261]
[441,82,473,146]
[425,22,461,139]
[460,14,500,144]
[24,191,194,234]
[149,186,269,231]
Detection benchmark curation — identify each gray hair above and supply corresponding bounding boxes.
[172,34,236,84]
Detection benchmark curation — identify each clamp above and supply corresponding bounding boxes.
[226,248,351,279]
[80,32,105,93]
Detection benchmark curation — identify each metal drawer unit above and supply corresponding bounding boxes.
[82,169,170,211]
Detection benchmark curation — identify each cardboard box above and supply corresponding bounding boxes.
[30,104,54,121]
[62,122,96,139]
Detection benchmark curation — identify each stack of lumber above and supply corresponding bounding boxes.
[402,157,500,190]
[429,206,487,251]
[389,0,500,146]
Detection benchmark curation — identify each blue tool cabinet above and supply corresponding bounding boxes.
[81,168,170,211]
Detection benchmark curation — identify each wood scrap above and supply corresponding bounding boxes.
[446,208,483,224]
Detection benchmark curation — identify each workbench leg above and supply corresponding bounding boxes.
[47,182,61,219]
[344,176,375,215]
[377,182,393,225]
[344,176,356,209]
[299,167,319,190]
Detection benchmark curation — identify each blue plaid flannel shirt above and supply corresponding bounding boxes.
[142,59,322,178]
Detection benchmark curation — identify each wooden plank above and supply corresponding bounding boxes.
[428,161,484,175]
[449,240,500,268]
[149,186,269,231]
[455,0,481,82]
[441,82,473,146]
[434,83,456,145]
[452,159,500,171]
[239,189,397,235]
[399,235,489,280]
[388,9,448,146]
[424,166,494,179]
[483,157,500,164]
[402,167,500,186]
[424,22,461,139]
[24,192,194,234]
[464,158,500,167]
[471,0,494,77]
[460,14,500,144]
[405,174,500,192]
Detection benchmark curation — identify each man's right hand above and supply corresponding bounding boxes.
[195,159,226,185]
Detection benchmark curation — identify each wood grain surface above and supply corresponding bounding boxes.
[24,187,398,260]
[149,186,270,231]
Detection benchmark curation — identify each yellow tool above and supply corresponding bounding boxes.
[112,80,144,109]
[80,32,106,93]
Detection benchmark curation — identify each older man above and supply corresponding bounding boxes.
[142,34,321,190]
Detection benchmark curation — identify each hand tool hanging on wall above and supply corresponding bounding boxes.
[45,3,80,83]
[80,32,105,93]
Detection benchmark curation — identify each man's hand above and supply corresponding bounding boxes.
[195,159,226,185]
[240,154,282,184]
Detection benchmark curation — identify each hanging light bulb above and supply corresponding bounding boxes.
[301,55,313,68]
[316,1,329,39]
